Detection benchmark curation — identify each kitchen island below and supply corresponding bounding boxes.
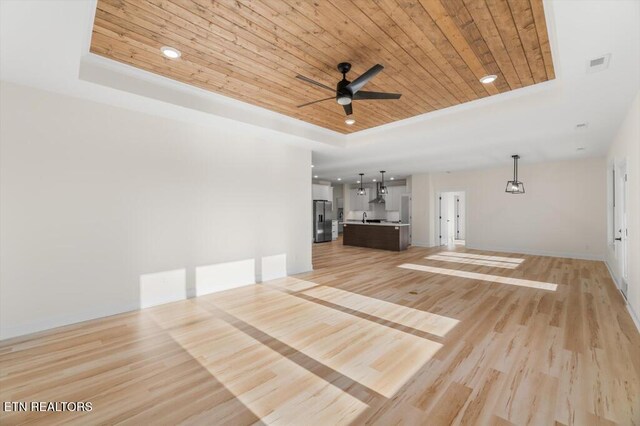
[341,222,410,251]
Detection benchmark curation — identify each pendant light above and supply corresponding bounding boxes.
[505,155,525,194]
[379,171,388,195]
[357,173,366,195]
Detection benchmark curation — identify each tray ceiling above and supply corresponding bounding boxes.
[90,0,555,134]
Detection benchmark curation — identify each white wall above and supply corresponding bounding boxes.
[0,82,313,339]
[411,157,607,259]
[411,174,433,247]
[606,91,640,327]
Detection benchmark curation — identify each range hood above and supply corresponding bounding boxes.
[369,182,386,204]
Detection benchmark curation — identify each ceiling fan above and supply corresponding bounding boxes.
[295,63,401,120]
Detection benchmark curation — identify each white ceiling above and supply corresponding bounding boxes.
[1,0,639,184]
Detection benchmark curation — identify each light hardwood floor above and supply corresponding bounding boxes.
[1,240,639,425]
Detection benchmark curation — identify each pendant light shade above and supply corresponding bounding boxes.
[505,155,525,194]
[357,173,366,195]
[379,171,388,195]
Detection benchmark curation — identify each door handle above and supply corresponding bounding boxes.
[615,237,622,241]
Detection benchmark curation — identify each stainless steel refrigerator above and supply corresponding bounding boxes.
[313,200,333,243]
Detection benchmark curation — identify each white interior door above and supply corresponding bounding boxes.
[455,194,466,240]
[446,194,455,244]
[438,194,446,246]
[615,161,629,296]
[438,193,456,246]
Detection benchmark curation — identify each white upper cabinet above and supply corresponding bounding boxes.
[312,184,332,201]
[349,188,369,211]
[359,189,370,210]
[348,188,358,210]
[385,186,405,211]
[344,185,406,211]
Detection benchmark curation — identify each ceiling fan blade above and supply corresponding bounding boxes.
[345,64,384,94]
[353,91,402,100]
[295,75,336,93]
[297,97,335,108]
[342,103,353,116]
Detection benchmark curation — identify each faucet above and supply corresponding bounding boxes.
[362,212,367,223]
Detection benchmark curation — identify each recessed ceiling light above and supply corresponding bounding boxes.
[337,178,342,181]
[160,46,181,59]
[372,179,377,182]
[311,164,314,168]
[357,180,361,183]
[313,175,318,178]
[479,74,497,84]
[345,116,355,125]
[389,177,395,180]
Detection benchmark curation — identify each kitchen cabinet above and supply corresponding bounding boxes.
[360,190,371,210]
[385,186,405,211]
[349,189,358,210]
[312,184,333,204]
[343,223,410,251]
[349,188,369,211]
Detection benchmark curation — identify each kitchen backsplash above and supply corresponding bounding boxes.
[345,203,400,221]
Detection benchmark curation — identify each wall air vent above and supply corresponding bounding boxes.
[587,54,611,73]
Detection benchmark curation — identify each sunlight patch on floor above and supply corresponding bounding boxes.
[209,283,443,398]
[426,254,520,269]
[302,285,459,337]
[264,276,320,292]
[398,264,557,291]
[148,305,368,425]
[438,251,524,264]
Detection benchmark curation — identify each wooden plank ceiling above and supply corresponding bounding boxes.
[90,0,555,133]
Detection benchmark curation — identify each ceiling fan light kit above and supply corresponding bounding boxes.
[296,62,401,123]
[505,155,525,194]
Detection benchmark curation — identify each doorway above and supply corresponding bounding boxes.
[437,191,466,246]
[614,160,629,297]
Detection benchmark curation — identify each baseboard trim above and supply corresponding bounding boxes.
[410,241,434,248]
[604,261,640,333]
[0,302,139,341]
[627,303,640,333]
[604,260,621,289]
[1,265,316,341]
[463,244,604,261]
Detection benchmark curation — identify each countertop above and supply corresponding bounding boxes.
[340,222,410,227]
